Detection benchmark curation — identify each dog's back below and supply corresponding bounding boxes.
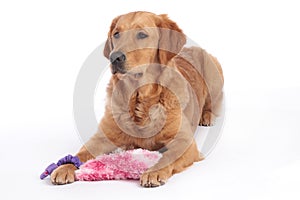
[174,46,224,125]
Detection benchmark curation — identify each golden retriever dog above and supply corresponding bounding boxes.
[51,11,224,187]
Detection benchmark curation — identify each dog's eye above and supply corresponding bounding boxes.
[137,32,148,39]
[113,32,120,39]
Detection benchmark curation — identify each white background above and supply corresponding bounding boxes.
[1,0,300,199]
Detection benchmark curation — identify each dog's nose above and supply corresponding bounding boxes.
[109,51,126,65]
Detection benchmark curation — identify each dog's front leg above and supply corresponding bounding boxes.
[140,116,204,187]
[51,129,118,185]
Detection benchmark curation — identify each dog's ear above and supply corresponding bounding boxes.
[156,14,186,65]
[103,15,122,59]
[103,38,112,59]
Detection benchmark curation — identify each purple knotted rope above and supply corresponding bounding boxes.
[40,154,83,180]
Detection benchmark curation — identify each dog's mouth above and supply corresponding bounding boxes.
[113,65,145,80]
[115,71,144,80]
[112,64,126,75]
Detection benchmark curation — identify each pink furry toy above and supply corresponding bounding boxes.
[75,149,162,181]
[40,149,162,181]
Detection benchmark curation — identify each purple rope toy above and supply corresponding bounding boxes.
[40,155,83,180]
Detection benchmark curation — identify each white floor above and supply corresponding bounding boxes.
[1,88,300,200]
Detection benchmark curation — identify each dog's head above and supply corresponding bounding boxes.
[103,11,186,76]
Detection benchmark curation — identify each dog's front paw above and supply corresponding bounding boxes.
[51,164,77,185]
[140,170,169,187]
[200,111,216,126]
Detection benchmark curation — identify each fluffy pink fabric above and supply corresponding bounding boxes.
[75,149,162,181]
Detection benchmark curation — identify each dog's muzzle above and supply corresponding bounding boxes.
[109,51,126,74]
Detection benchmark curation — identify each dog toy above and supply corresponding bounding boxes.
[75,149,162,181]
[40,149,162,181]
[40,155,83,180]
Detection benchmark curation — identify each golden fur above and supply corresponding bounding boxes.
[51,11,224,187]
